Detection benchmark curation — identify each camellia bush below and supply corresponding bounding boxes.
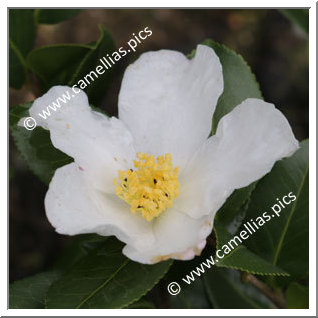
[9,9,309,310]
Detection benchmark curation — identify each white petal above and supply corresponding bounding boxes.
[175,98,299,218]
[45,163,154,250]
[29,86,136,192]
[123,209,213,264]
[46,163,211,263]
[118,45,223,168]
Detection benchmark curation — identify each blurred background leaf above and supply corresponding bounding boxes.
[9,42,27,89]
[26,24,115,104]
[286,282,309,309]
[9,9,35,89]
[169,279,211,309]
[9,9,35,56]
[69,25,115,104]
[27,44,92,91]
[280,9,309,34]
[203,267,274,308]
[35,9,82,24]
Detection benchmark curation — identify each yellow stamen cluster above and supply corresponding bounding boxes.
[114,153,180,221]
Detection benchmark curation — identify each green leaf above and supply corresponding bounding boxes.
[53,234,108,270]
[214,223,289,276]
[125,299,155,309]
[27,25,115,104]
[215,182,257,234]
[199,39,263,134]
[214,183,287,276]
[9,9,36,89]
[213,141,309,279]
[203,267,274,308]
[243,140,309,281]
[9,9,35,56]
[9,40,27,89]
[27,44,92,91]
[35,9,82,24]
[286,282,309,309]
[280,9,309,34]
[166,251,216,308]
[169,278,211,309]
[46,237,173,308]
[9,270,61,309]
[69,25,116,105]
[9,102,72,185]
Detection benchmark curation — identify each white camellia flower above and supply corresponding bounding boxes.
[23,45,299,264]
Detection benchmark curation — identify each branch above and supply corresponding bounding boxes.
[242,273,286,309]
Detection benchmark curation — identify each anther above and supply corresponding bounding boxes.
[114,152,179,221]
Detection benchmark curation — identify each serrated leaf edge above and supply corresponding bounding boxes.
[214,226,289,277]
[45,246,173,309]
[203,39,263,134]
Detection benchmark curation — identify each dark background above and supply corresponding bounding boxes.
[9,9,309,282]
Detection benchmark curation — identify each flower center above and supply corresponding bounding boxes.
[114,152,180,221]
